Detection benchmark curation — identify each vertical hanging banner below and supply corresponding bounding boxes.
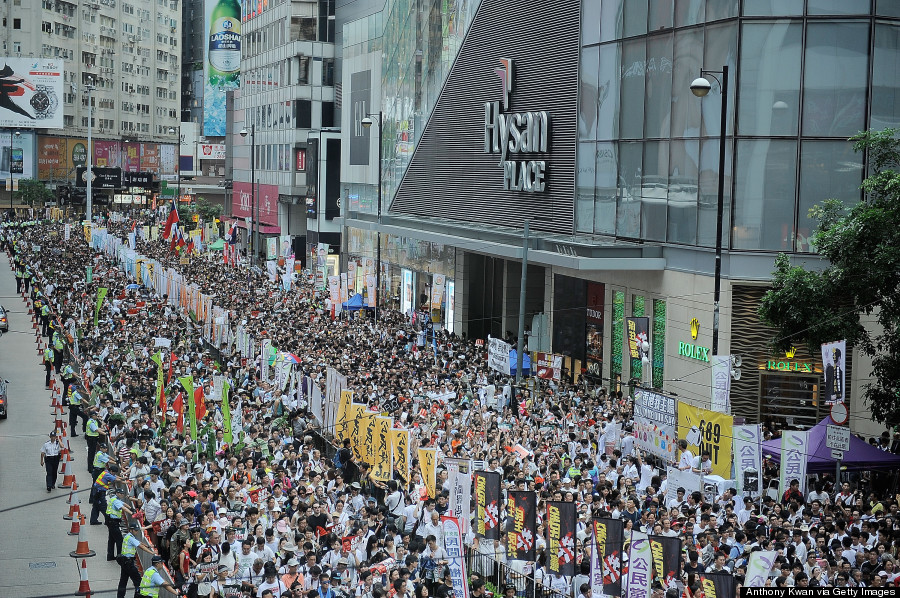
[733,424,762,497]
[347,261,358,293]
[699,572,735,598]
[335,389,353,443]
[779,430,809,496]
[592,518,624,597]
[473,470,501,540]
[328,275,340,312]
[505,490,536,561]
[649,535,681,590]
[430,274,445,323]
[418,447,437,499]
[339,272,349,304]
[745,550,777,588]
[371,416,393,483]
[391,428,410,482]
[365,274,377,307]
[633,390,678,463]
[710,354,732,413]
[221,378,233,444]
[625,316,651,362]
[546,501,576,576]
[361,411,377,466]
[441,516,470,598]
[444,457,471,536]
[626,531,652,598]
[821,340,846,405]
[676,401,733,478]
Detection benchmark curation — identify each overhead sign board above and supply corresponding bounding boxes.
[75,166,122,189]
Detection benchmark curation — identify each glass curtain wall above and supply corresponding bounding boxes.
[577,2,898,253]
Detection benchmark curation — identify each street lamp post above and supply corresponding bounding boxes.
[239,125,257,266]
[168,126,182,206]
[85,80,95,222]
[8,130,19,211]
[360,111,383,322]
[691,65,729,357]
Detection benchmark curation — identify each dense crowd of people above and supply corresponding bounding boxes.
[4,212,900,598]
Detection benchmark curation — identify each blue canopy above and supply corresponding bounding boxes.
[509,349,531,376]
[342,293,375,311]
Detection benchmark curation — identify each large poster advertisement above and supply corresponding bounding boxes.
[0,59,64,129]
[633,390,678,462]
[677,401,734,478]
[822,340,846,405]
[585,281,604,379]
[0,131,35,181]
[204,0,241,136]
[232,181,279,227]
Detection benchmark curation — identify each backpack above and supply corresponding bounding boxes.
[333,451,343,469]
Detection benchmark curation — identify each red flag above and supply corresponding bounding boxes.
[169,222,179,251]
[172,392,185,434]
[163,201,179,239]
[194,386,207,421]
[158,382,166,423]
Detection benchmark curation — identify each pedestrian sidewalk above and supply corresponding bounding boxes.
[0,252,124,598]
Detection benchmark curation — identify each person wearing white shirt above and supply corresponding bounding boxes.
[677,440,694,471]
[691,452,713,475]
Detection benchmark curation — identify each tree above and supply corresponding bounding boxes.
[758,128,900,425]
[16,179,54,207]
[184,196,222,228]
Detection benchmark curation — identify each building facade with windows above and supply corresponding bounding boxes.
[337,0,900,437]
[6,0,181,190]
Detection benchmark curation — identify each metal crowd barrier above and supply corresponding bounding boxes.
[464,546,570,598]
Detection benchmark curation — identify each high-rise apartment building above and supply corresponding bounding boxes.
[3,0,181,186]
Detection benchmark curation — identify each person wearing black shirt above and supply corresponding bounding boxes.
[306,503,328,537]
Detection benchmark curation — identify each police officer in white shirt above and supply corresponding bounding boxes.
[40,432,62,492]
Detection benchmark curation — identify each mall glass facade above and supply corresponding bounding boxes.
[577,1,900,252]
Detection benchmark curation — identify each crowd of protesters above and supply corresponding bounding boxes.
[4,211,900,598]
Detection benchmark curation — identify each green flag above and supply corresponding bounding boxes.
[222,379,233,444]
[179,375,197,443]
[94,287,108,327]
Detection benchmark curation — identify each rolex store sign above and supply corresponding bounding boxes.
[484,59,549,193]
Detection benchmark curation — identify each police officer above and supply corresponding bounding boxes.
[138,555,179,598]
[40,431,62,492]
[40,298,51,337]
[106,487,135,561]
[117,521,155,598]
[91,444,113,480]
[43,346,54,389]
[90,463,121,524]
[52,330,65,373]
[85,407,108,469]
[14,264,23,293]
[61,363,77,393]
[22,266,32,292]
[67,383,86,437]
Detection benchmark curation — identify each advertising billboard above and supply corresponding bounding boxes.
[0,59,64,129]
[204,0,241,136]
[0,131,35,181]
[199,143,226,160]
[232,180,279,226]
[38,137,175,179]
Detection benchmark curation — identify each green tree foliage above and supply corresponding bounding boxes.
[758,129,900,425]
[15,179,54,207]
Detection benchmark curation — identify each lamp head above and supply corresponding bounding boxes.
[690,77,712,97]
[239,128,249,137]
[168,127,176,135]
[13,131,20,137]
[360,117,374,129]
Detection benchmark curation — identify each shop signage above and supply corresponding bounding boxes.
[678,341,710,363]
[765,360,813,373]
[483,58,550,193]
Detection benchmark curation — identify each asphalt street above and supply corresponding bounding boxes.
[0,250,124,598]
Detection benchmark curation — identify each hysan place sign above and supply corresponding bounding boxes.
[483,58,550,193]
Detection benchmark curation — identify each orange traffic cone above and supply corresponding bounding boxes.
[68,510,82,535]
[65,480,77,505]
[75,558,93,596]
[60,437,70,461]
[69,515,96,558]
[64,484,81,520]
[58,459,75,489]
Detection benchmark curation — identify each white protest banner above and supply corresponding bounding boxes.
[746,550,777,588]
[733,424,762,497]
[154,337,172,348]
[710,354,732,413]
[821,340,846,405]
[779,430,809,497]
[431,274,446,312]
[665,466,701,504]
[309,377,324,425]
[441,516,470,598]
[266,260,277,283]
[445,458,472,536]
[325,367,347,435]
[626,531,652,598]
[366,275,377,308]
[633,390,678,463]
[488,336,511,375]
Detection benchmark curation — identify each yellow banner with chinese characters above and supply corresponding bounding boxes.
[335,390,353,443]
[677,400,733,478]
[418,447,437,499]
[391,428,410,482]
[372,416,393,483]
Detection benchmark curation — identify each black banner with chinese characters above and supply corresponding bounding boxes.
[594,518,624,596]
[473,470,501,540]
[505,490,536,561]
[649,535,682,590]
[546,501,576,576]
[700,572,735,598]
[625,316,650,363]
